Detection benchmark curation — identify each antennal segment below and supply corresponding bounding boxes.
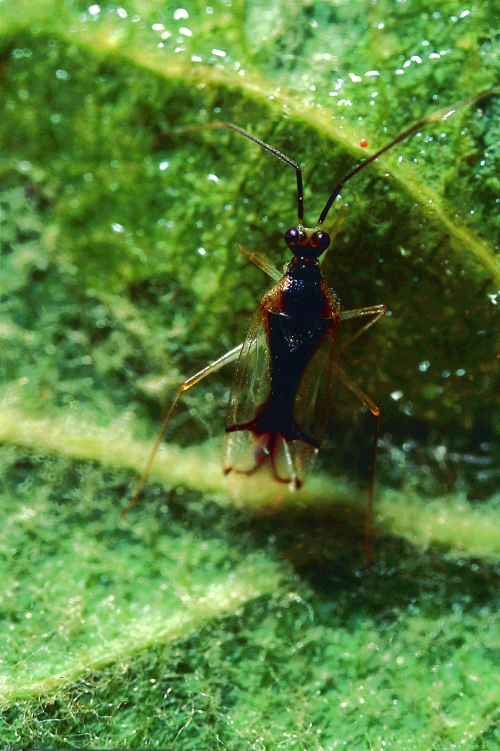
[317,85,500,227]
[176,121,304,224]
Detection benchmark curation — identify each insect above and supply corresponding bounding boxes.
[124,87,499,553]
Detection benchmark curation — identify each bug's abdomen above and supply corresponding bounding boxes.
[252,312,330,443]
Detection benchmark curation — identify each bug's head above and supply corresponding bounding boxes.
[284,226,331,259]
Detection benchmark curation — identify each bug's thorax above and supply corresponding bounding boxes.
[260,254,340,323]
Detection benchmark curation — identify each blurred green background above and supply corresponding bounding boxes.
[1,0,500,748]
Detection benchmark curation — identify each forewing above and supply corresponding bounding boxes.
[292,321,341,447]
[225,308,271,429]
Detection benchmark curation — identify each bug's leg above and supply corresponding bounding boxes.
[237,244,282,281]
[340,304,387,350]
[337,365,380,563]
[122,343,244,517]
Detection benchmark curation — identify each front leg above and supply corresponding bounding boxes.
[340,304,387,350]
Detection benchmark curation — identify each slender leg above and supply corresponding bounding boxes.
[340,304,387,350]
[338,305,386,556]
[337,365,380,563]
[122,344,243,516]
[237,245,282,281]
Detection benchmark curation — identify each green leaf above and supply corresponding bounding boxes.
[1,0,500,747]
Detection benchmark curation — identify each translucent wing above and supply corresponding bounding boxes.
[224,307,275,481]
[225,307,272,427]
[292,319,341,446]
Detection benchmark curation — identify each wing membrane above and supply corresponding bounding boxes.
[293,321,341,446]
[225,308,271,428]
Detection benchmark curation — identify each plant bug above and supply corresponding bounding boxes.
[124,87,499,554]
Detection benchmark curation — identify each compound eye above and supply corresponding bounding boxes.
[285,227,300,249]
[313,231,331,252]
